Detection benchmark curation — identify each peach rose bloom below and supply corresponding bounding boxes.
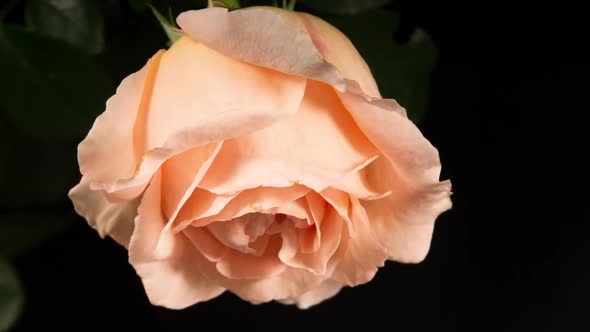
[69,7,452,309]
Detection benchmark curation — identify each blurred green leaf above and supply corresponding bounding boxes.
[148,4,181,46]
[325,10,437,123]
[0,257,23,332]
[0,213,73,259]
[0,25,114,140]
[209,0,241,9]
[299,0,393,14]
[25,0,105,54]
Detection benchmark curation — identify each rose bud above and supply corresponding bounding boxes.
[69,7,452,309]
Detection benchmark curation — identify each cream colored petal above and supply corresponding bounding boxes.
[90,37,306,201]
[199,80,378,194]
[128,171,225,309]
[68,176,139,247]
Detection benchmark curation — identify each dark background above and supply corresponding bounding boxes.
[2,0,587,331]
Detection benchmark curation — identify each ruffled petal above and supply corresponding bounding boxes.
[77,51,163,194]
[361,157,452,262]
[199,79,378,194]
[68,176,139,247]
[128,171,225,309]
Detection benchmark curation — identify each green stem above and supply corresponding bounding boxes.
[287,0,296,11]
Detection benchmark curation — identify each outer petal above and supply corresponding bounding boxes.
[199,79,378,193]
[177,7,380,98]
[279,279,343,309]
[68,176,139,247]
[177,7,345,90]
[362,157,452,262]
[87,37,306,201]
[128,171,225,309]
[77,51,161,194]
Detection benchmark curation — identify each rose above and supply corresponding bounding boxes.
[69,6,452,309]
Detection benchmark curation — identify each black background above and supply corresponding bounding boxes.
[10,0,588,331]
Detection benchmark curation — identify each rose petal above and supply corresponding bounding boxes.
[279,279,343,309]
[199,79,378,194]
[77,51,162,194]
[88,37,306,201]
[293,12,381,98]
[191,249,329,303]
[183,227,229,263]
[177,7,345,90]
[338,86,447,191]
[128,171,225,309]
[331,196,389,286]
[179,185,311,231]
[330,158,392,200]
[215,235,286,280]
[68,176,139,247]
[174,188,238,229]
[279,206,344,275]
[160,142,223,221]
[361,157,452,262]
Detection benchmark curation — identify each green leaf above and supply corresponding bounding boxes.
[209,0,241,10]
[299,0,393,15]
[0,212,73,259]
[0,25,114,140]
[325,10,437,123]
[148,5,181,46]
[0,257,23,332]
[25,0,105,54]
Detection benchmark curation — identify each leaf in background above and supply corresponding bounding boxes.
[298,0,393,15]
[209,0,241,10]
[148,5,181,46]
[0,25,114,140]
[25,0,105,54]
[0,213,73,259]
[0,257,23,332]
[325,10,437,123]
